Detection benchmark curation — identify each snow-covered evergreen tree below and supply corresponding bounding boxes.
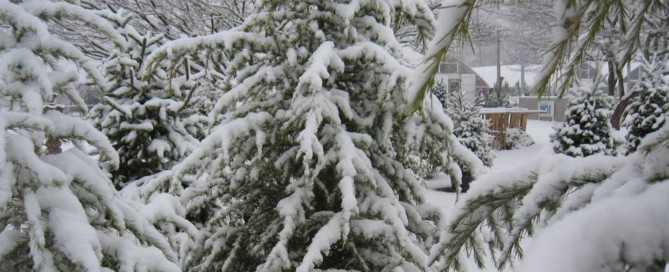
[623,55,669,154]
[442,84,494,167]
[87,16,205,264]
[90,16,207,188]
[432,79,448,106]
[0,1,179,270]
[551,86,616,157]
[144,0,482,270]
[433,80,493,191]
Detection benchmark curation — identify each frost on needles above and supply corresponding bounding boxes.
[0,1,179,271]
[148,0,482,271]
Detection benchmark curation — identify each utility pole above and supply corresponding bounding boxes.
[626,63,631,95]
[518,24,525,95]
[520,62,525,94]
[495,1,502,106]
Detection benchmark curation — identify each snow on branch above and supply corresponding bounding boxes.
[175,111,271,184]
[518,181,669,272]
[0,0,185,270]
[438,114,669,270]
[432,151,625,270]
[406,0,472,115]
[44,111,119,169]
[143,30,269,78]
[22,0,126,49]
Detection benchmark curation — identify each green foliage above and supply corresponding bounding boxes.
[532,0,666,97]
[434,110,669,271]
[444,85,494,167]
[404,0,479,116]
[432,79,448,106]
[423,1,669,270]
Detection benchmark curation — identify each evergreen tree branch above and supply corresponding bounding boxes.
[431,172,536,270]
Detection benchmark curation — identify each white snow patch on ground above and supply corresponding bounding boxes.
[524,119,556,145]
[493,120,556,170]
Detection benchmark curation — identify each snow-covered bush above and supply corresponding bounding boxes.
[551,86,616,157]
[89,16,207,188]
[0,1,178,270]
[506,128,534,150]
[624,55,669,154]
[145,0,482,270]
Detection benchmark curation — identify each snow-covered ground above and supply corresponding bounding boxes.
[425,119,558,270]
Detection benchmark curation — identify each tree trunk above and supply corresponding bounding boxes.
[610,91,641,129]
[616,67,626,98]
[607,60,616,96]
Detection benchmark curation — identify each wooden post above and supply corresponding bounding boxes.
[501,113,509,149]
[509,113,519,128]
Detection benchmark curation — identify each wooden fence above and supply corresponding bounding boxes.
[481,108,543,150]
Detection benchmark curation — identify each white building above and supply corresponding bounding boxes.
[434,59,490,101]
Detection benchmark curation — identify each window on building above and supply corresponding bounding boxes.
[578,64,591,79]
[439,62,459,74]
[449,79,461,93]
[439,64,448,73]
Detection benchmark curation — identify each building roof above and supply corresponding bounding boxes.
[402,46,489,88]
[471,65,542,88]
[438,58,490,88]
